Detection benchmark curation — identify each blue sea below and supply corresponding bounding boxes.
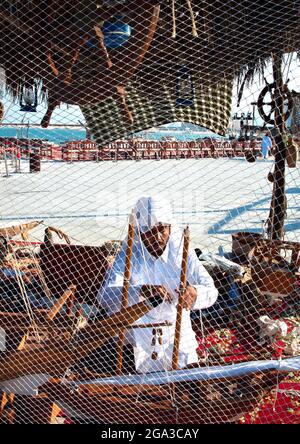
[0,126,225,144]
[0,127,86,144]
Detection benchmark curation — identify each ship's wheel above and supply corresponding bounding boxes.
[42,3,161,127]
[257,82,294,125]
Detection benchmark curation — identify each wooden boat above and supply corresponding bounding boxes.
[0,221,299,424]
[0,295,166,383]
[0,217,162,378]
[0,293,167,424]
[37,357,300,424]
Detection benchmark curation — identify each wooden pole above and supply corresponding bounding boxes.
[3,146,10,178]
[270,53,286,241]
[115,211,135,375]
[172,226,190,370]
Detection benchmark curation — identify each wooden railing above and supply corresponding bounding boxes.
[2,138,294,162]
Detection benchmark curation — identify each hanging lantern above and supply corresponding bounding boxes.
[102,16,132,49]
[175,66,195,107]
[19,81,38,112]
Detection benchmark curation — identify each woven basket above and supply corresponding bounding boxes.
[232,232,262,261]
[251,258,296,295]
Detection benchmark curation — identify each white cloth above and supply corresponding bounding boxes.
[98,195,218,373]
[134,195,173,233]
[71,355,300,387]
[257,315,288,345]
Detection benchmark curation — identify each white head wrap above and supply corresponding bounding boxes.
[102,195,184,285]
[134,195,173,233]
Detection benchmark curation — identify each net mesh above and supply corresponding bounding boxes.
[0,0,299,425]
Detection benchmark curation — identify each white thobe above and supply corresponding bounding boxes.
[261,136,272,158]
[98,242,218,373]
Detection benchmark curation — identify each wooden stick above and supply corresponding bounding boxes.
[0,296,163,382]
[186,0,198,37]
[116,211,135,375]
[172,226,190,370]
[171,0,176,38]
[130,322,172,329]
[114,86,134,125]
[271,53,286,241]
[66,294,75,317]
[43,5,160,110]
[46,285,76,321]
[93,25,113,70]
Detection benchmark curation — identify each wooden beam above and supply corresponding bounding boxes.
[46,285,76,322]
[0,296,163,381]
[271,52,286,241]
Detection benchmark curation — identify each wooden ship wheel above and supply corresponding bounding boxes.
[257,81,294,125]
[41,2,161,127]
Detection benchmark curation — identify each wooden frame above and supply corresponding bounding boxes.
[41,5,160,127]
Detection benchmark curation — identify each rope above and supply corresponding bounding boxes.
[271,388,300,398]
[171,0,198,38]
[171,0,176,39]
[186,0,198,37]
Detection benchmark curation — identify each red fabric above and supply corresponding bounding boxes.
[194,318,300,424]
[240,381,300,424]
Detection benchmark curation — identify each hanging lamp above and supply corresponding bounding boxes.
[175,66,195,107]
[19,81,38,112]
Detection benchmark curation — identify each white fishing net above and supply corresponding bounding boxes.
[0,0,299,425]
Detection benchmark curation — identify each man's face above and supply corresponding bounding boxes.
[141,223,171,257]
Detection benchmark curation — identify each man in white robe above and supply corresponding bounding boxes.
[98,195,218,373]
[261,133,273,159]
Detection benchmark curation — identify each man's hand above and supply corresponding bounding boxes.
[175,285,197,310]
[140,285,173,303]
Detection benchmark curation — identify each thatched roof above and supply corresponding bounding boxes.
[0,1,299,140]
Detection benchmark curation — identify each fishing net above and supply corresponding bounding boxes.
[0,0,299,425]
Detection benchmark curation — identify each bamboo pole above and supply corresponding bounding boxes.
[172,226,190,370]
[115,211,135,375]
